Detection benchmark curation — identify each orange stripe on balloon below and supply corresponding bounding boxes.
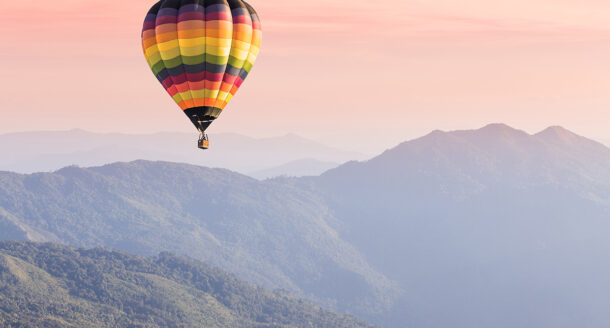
[193,98,205,107]
[174,82,190,93]
[142,38,157,49]
[177,20,204,30]
[189,81,205,90]
[156,31,178,43]
[155,23,177,34]
[142,30,156,39]
[204,98,217,106]
[178,101,190,110]
[178,28,205,39]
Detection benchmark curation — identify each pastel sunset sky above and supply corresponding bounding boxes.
[1,0,609,152]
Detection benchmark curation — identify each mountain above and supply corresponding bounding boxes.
[0,130,366,175]
[302,123,610,327]
[249,158,340,179]
[2,124,610,327]
[0,161,398,322]
[0,241,376,328]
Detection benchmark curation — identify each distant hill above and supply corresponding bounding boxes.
[0,161,398,321]
[249,158,340,179]
[2,124,610,327]
[0,130,366,175]
[304,124,610,327]
[0,241,376,328]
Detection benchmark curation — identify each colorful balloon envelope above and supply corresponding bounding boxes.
[141,0,261,148]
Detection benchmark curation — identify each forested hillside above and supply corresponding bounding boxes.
[0,161,397,320]
[0,241,376,328]
[2,124,610,327]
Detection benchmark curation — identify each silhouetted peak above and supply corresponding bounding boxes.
[54,165,84,174]
[535,126,579,140]
[377,124,528,159]
[534,126,603,149]
[423,124,527,141]
[472,123,528,138]
[480,123,514,131]
[420,124,527,145]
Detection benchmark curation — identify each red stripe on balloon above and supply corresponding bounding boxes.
[232,15,249,24]
[205,12,231,21]
[178,12,204,22]
[186,72,205,82]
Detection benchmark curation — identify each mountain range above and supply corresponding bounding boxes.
[0,130,366,177]
[249,158,340,179]
[0,160,398,320]
[1,124,609,327]
[0,241,375,328]
[302,124,610,327]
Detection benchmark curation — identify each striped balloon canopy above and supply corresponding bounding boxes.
[141,0,261,133]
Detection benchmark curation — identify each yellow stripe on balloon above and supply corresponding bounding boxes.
[180,46,205,56]
[204,89,222,98]
[146,52,162,67]
[178,37,205,47]
[178,91,193,100]
[157,39,180,52]
[205,45,231,56]
[160,48,181,60]
[145,45,160,58]
[172,93,183,104]
[205,29,232,38]
[206,38,233,47]
[216,91,229,100]
[191,90,205,98]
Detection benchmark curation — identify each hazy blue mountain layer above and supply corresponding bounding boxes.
[0,130,366,175]
[249,158,340,179]
[1,124,609,327]
[0,161,398,321]
[300,124,610,327]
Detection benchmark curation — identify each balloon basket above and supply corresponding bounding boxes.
[198,134,210,150]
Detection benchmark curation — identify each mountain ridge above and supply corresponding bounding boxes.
[249,158,340,179]
[1,123,609,327]
[306,123,610,327]
[324,123,610,186]
[0,160,399,322]
[0,130,367,175]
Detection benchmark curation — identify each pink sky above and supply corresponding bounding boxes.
[1,0,609,152]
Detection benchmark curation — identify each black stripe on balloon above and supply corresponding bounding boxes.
[238,69,249,80]
[182,63,226,74]
[224,65,242,77]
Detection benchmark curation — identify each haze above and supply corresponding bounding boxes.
[1,0,609,153]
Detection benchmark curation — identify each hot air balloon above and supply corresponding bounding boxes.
[141,0,261,149]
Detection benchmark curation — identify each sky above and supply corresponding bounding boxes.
[1,0,609,153]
